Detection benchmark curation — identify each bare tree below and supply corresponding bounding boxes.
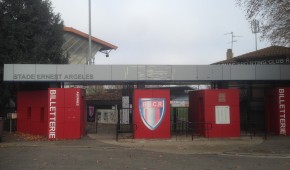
[236,0,290,46]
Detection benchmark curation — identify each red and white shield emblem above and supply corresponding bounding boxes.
[139,98,166,130]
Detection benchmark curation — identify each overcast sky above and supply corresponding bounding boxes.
[50,0,270,65]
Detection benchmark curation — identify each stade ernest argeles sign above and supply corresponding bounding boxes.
[4,64,290,82]
[13,72,93,81]
[4,64,96,81]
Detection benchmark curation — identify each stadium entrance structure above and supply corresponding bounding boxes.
[3,63,290,140]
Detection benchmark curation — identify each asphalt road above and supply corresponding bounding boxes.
[1,138,290,170]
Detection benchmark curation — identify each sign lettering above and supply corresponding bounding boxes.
[278,89,286,135]
[12,73,94,80]
[76,91,80,107]
[49,90,57,139]
[221,57,290,65]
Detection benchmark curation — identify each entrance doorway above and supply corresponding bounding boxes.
[86,103,119,139]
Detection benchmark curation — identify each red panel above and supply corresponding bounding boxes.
[52,107,65,139]
[48,88,65,108]
[134,123,152,139]
[133,89,170,139]
[17,92,26,107]
[30,122,40,135]
[65,108,81,123]
[33,91,48,107]
[39,121,47,136]
[56,107,65,123]
[153,122,170,138]
[17,88,85,140]
[17,90,48,137]
[24,119,31,134]
[64,123,81,139]
[80,96,86,136]
[188,90,205,136]
[17,121,24,132]
[47,88,85,140]
[17,107,26,120]
[17,91,47,108]
[31,108,39,122]
[64,88,81,108]
[189,89,240,138]
[265,88,290,136]
[55,123,64,140]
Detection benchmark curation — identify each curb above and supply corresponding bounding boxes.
[221,152,290,158]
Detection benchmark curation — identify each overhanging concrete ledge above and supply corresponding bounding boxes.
[3,64,290,82]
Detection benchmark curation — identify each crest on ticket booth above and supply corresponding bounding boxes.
[139,98,166,130]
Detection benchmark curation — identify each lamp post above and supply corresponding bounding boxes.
[88,0,92,65]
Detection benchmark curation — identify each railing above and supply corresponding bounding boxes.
[116,119,213,141]
[116,123,136,141]
[172,120,213,140]
[242,121,268,140]
[116,107,134,141]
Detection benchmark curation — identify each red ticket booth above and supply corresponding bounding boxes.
[17,88,85,140]
[265,87,290,135]
[48,88,85,140]
[133,89,170,139]
[189,89,240,138]
[17,91,48,136]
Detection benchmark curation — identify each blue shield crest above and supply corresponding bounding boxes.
[139,98,166,130]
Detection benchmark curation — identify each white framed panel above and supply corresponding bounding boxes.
[281,65,290,80]
[172,65,197,80]
[215,106,230,124]
[231,65,255,80]
[146,65,172,80]
[3,64,14,81]
[35,65,58,81]
[197,65,222,80]
[137,65,147,80]
[85,65,111,81]
[111,65,138,80]
[13,64,36,81]
[255,65,280,80]
[222,65,231,80]
[56,65,85,81]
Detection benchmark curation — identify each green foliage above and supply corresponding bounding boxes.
[0,0,68,115]
[236,0,290,46]
[0,0,68,64]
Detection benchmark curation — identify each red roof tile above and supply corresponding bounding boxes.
[214,46,290,64]
[64,27,118,51]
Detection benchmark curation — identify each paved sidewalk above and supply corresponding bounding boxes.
[2,133,290,170]
[88,133,290,158]
[2,131,290,158]
[223,136,290,158]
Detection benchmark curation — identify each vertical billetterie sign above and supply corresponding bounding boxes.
[48,89,57,139]
[278,88,287,135]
